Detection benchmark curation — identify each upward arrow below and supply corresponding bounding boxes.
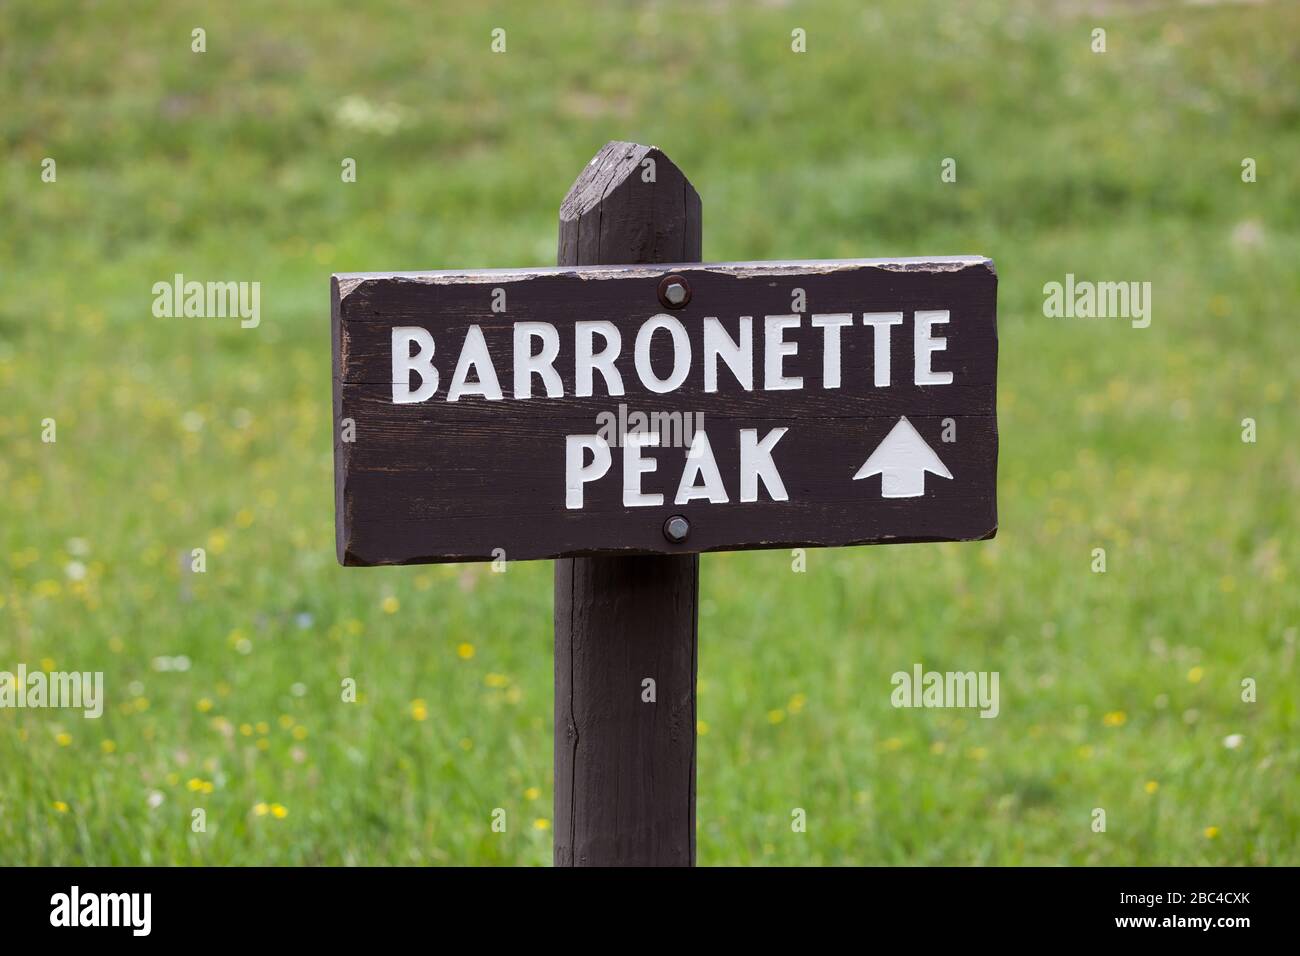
[853,416,953,498]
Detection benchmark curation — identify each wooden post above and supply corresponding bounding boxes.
[554,142,702,866]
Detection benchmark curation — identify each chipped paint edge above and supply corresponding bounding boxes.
[334,256,993,302]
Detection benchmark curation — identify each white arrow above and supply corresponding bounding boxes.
[853,416,953,498]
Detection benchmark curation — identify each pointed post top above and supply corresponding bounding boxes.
[558,141,701,267]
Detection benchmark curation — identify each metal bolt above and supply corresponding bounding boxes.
[657,274,691,309]
[663,515,690,543]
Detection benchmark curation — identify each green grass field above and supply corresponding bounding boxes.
[1,0,1297,865]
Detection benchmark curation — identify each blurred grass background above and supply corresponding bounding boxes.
[1,0,1297,865]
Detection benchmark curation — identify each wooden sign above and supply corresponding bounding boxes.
[332,256,997,565]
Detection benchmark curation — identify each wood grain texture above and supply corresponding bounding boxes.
[331,255,998,565]
[554,552,698,866]
[554,142,699,867]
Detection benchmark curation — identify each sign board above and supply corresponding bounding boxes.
[332,257,997,565]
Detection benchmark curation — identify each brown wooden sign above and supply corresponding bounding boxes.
[332,256,997,565]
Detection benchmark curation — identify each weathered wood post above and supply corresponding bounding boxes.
[553,142,702,866]
[333,141,996,868]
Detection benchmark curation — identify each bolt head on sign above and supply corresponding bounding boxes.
[658,275,691,309]
[332,259,996,565]
[664,515,691,543]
